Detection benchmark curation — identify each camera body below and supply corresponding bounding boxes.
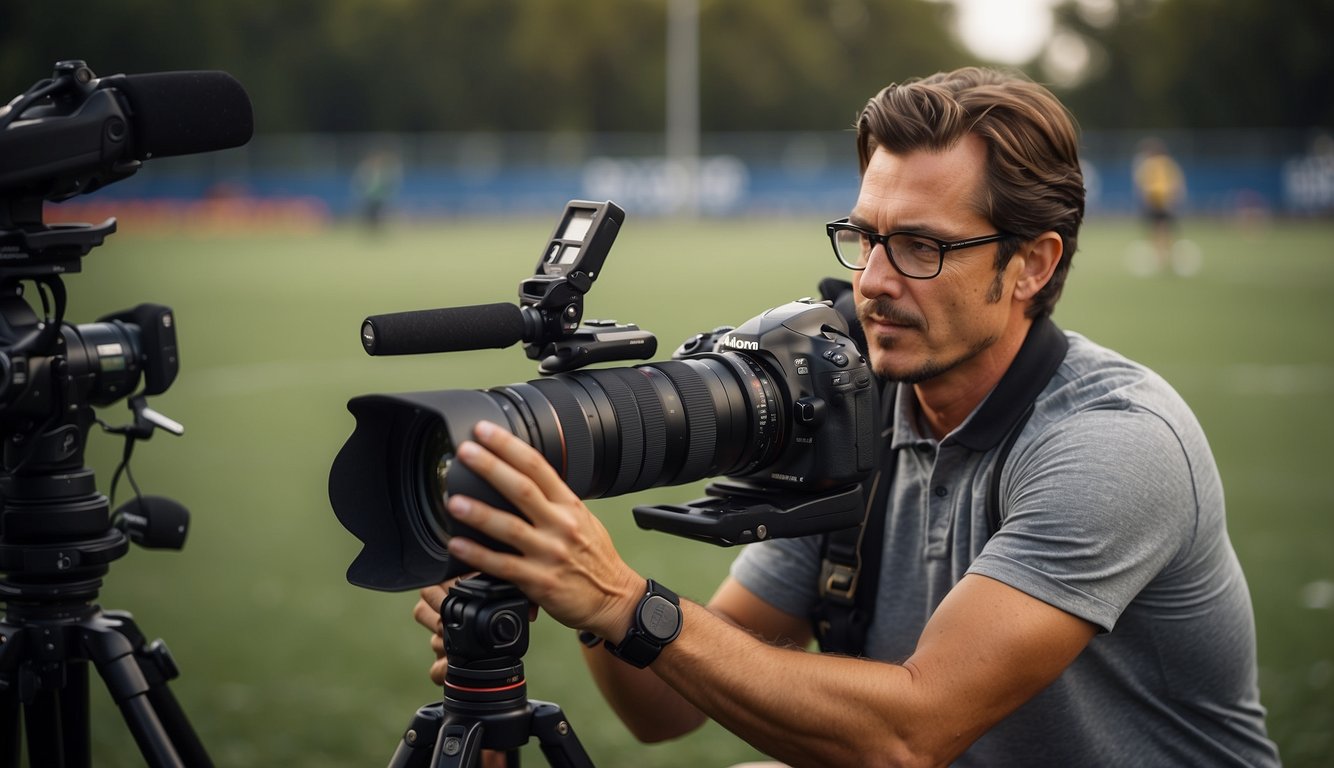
[0,298,178,421]
[680,298,876,493]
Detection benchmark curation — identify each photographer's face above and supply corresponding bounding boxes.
[851,138,1019,386]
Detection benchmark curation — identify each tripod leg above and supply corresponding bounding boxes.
[96,613,213,767]
[135,636,211,766]
[1,690,16,768]
[0,621,85,768]
[0,702,15,768]
[60,660,93,767]
[142,680,211,767]
[388,702,445,768]
[0,624,21,768]
[21,686,72,767]
[432,718,486,768]
[82,622,185,767]
[529,701,594,768]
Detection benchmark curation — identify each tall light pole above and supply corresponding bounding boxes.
[666,0,699,217]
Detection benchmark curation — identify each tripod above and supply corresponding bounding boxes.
[389,575,594,768]
[0,466,210,767]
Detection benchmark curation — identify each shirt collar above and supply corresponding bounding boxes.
[889,316,1069,453]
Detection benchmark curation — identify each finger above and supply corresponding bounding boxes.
[412,599,440,631]
[453,440,565,526]
[446,532,543,586]
[430,657,447,686]
[447,494,550,557]
[472,421,582,506]
[430,632,444,657]
[419,584,449,612]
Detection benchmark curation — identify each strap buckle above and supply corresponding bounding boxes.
[819,559,858,602]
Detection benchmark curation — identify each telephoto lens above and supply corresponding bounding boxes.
[330,299,877,591]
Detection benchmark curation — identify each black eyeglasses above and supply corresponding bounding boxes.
[825,218,1013,279]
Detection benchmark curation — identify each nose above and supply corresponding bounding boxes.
[856,241,904,300]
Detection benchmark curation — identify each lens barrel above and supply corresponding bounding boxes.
[474,355,784,503]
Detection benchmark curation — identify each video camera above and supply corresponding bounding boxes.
[0,59,251,557]
[0,59,252,765]
[330,200,879,592]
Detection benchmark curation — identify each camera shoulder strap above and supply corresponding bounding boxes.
[812,315,1068,657]
[812,379,895,655]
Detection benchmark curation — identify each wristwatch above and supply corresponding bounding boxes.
[604,579,683,668]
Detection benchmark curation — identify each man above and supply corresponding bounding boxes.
[1132,137,1189,274]
[414,68,1278,766]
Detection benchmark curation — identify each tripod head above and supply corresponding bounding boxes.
[390,575,596,767]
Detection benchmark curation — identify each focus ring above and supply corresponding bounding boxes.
[582,370,645,498]
[529,377,595,497]
[609,368,666,493]
[650,360,718,484]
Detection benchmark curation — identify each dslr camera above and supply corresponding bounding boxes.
[330,200,878,591]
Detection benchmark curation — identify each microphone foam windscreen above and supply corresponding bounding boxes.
[364,303,527,356]
[116,71,254,158]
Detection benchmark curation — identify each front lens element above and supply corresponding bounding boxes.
[416,420,455,547]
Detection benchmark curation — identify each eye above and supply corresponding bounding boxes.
[905,237,937,254]
[888,234,938,258]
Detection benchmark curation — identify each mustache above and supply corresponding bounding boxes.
[856,297,924,331]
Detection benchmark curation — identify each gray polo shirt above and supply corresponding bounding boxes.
[730,327,1279,766]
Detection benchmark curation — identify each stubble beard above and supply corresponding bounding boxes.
[857,297,997,385]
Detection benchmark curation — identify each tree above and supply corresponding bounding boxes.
[1048,0,1334,129]
[4,0,1328,133]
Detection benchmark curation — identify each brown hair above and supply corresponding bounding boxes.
[856,67,1085,319]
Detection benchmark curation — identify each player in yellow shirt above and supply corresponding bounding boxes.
[1133,138,1189,274]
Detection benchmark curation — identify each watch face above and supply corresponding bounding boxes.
[639,594,681,641]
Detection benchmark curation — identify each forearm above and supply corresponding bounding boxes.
[652,601,931,768]
[580,638,707,742]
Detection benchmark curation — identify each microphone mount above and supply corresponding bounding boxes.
[516,265,656,374]
[359,200,657,374]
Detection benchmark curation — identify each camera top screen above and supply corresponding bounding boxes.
[543,209,595,267]
[542,206,597,275]
[532,200,623,282]
[560,209,594,241]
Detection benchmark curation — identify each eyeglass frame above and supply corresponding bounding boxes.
[825,217,1016,279]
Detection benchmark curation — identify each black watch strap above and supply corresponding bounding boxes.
[605,579,682,668]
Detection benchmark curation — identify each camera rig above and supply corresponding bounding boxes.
[0,59,253,767]
[339,203,874,602]
[335,199,876,767]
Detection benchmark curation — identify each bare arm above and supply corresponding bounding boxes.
[579,575,813,742]
[654,575,1094,766]
[441,422,1096,765]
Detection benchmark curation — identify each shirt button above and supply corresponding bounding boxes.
[934,486,948,498]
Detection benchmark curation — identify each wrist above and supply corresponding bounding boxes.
[604,579,683,669]
[591,570,646,642]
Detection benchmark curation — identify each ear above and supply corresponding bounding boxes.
[1012,232,1063,302]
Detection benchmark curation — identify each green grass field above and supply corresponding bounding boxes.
[25,212,1334,766]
